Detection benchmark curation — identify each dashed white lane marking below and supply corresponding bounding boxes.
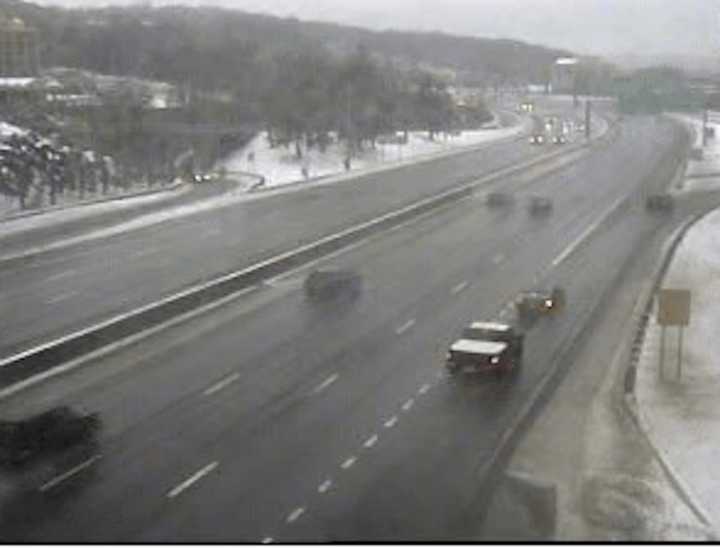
[286,507,306,524]
[167,461,219,499]
[418,384,431,395]
[47,268,77,282]
[395,319,416,335]
[363,434,379,449]
[39,454,102,492]
[341,457,357,470]
[451,281,469,295]
[384,416,399,429]
[402,398,415,412]
[45,290,77,305]
[203,372,240,396]
[318,479,333,493]
[261,537,274,544]
[133,247,157,259]
[551,194,624,268]
[312,373,339,394]
[492,253,505,265]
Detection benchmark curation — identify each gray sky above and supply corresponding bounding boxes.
[35,0,718,57]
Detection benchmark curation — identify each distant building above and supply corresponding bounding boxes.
[550,57,579,94]
[0,14,39,77]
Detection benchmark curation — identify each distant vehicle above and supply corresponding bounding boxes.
[645,193,675,213]
[446,321,524,376]
[304,269,363,301]
[192,172,217,184]
[551,134,567,145]
[0,407,100,468]
[519,101,534,113]
[515,287,566,323]
[485,191,514,207]
[576,123,586,133]
[528,196,553,216]
[529,134,545,145]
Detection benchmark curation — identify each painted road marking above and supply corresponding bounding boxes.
[39,454,101,492]
[286,507,306,523]
[551,195,625,268]
[492,253,505,265]
[395,319,416,336]
[261,537,274,544]
[418,384,431,395]
[318,479,333,494]
[341,457,357,470]
[363,434,379,449]
[47,268,77,282]
[167,462,219,499]
[384,416,399,429]
[451,281,469,295]
[313,373,339,395]
[402,398,414,412]
[204,373,240,396]
[46,290,77,305]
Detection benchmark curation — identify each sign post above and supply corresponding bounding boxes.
[657,289,691,381]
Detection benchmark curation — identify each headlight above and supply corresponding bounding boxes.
[545,299,553,307]
[490,356,500,364]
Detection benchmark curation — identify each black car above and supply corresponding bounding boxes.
[528,196,553,216]
[0,407,101,468]
[304,270,363,301]
[645,193,674,213]
[485,192,514,207]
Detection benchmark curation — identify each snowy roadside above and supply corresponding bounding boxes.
[635,207,720,535]
[218,113,528,189]
[666,113,720,192]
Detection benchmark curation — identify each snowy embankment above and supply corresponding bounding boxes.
[219,116,524,189]
[667,113,720,192]
[635,207,720,536]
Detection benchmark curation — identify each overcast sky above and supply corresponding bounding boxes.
[34,0,718,57]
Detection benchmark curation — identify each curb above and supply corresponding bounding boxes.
[0,181,186,223]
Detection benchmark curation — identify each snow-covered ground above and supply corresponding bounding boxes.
[667,113,720,192]
[635,207,720,536]
[219,117,524,189]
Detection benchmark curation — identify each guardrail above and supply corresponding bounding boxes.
[0,118,617,390]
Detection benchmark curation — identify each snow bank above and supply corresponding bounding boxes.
[219,124,524,189]
[636,207,720,535]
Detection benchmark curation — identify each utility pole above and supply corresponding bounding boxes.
[585,100,591,140]
[702,105,709,147]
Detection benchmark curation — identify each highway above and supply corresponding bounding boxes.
[0,114,687,541]
[0,103,584,359]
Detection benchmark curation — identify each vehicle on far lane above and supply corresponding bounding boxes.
[552,134,567,145]
[529,134,545,145]
[304,269,363,301]
[645,193,675,213]
[485,191,515,207]
[514,286,566,323]
[527,196,553,216]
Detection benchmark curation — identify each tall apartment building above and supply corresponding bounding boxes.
[0,14,39,77]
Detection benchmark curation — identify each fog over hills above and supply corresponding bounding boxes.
[35,0,719,69]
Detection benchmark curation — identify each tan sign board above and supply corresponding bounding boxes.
[658,289,691,327]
